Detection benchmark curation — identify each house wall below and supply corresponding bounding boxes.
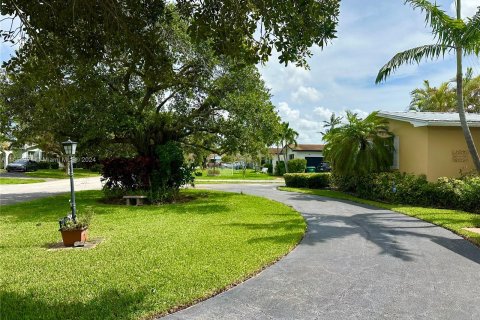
[388,119,480,181]
[426,126,480,180]
[388,119,429,178]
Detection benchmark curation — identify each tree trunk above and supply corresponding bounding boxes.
[283,143,289,173]
[456,0,480,172]
[276,143,281,173]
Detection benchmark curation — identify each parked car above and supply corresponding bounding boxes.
[317,162,331,172]
[6,159,38,172]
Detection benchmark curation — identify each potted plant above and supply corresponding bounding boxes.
[58,207,94,246]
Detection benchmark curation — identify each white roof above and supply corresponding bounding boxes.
[378,111,480,127]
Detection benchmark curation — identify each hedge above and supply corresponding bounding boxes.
[37,161,60,169]
[332,172,480,214]
[287,159,307,173]
[275,161,286,176]
[284,173,331,189]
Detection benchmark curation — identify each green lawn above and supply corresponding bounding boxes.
[194,168,276,180]
[25,168,100,179]
[0,190,305,319]
[0,177,46,184]
[280,187,480,246]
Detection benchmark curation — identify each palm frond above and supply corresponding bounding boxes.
[376,44,451,83]
[405,0,463,43]
[463,7,480,55]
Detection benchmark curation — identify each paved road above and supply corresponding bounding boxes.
[164,184,480,320]
[0,177,102,205]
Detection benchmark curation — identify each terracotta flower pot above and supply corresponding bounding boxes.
[60,228,88,247]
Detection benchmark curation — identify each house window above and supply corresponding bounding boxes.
[392,136,399,169]
[289,154,294,160]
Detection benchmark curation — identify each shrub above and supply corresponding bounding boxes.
[275,161,286,176]
[194,171,203,176]
[287,159,307,173]
[284,173,331,189]
[37,161,50,169]
[333,171,480,213]
[101,142,194,203]
[89,163,103,172]
[265,163,273,175]
[37,161,59,169]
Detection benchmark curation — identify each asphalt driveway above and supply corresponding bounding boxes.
[163,184,480,320]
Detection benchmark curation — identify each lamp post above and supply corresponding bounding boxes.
[62,138,78,222]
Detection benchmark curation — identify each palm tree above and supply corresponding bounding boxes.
[321,112,343,135]
[463,68,480,113]
[409,80,456,111]
[279,122,299,173]
[376,0,480,172]
[323,111,394,176]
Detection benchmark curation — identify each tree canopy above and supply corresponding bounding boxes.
[1,0,340,67]
[0,5,283,157]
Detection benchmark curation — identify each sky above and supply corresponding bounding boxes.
[1,0,479,144]
[259,0,480,143]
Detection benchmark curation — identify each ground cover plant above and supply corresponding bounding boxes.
[25,169,100,179]
[0,189,305,319]
[279,187,480,246]
[194,168,276,180]
[0,177,46,184]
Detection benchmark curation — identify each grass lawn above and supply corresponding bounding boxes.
[0,189,305,319]
[280,187,480,246]
[194,168,276,180]
[0,177,46,184]
[25,168,100,179]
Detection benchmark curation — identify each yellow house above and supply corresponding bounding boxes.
[378,111,480,181]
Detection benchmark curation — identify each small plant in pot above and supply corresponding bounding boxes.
[59,207,94,247]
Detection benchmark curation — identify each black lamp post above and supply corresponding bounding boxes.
[62,138,78,222]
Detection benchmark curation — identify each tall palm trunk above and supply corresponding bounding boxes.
[456,0,480,171]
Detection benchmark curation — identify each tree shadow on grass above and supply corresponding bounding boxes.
[1,288,151,320]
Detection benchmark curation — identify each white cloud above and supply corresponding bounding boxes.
[313,107,334,122]
[291,86,323,103]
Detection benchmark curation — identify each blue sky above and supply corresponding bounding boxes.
[1,0,479,143]
[259,0,480,143]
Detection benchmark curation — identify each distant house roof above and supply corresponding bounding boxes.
[378,111,480,127]
[268,144,324,155]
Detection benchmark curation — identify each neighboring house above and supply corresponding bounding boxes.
[268,144,325,172]
[378,111,480,181]
[21,145,45,162]
[1,145,54,168]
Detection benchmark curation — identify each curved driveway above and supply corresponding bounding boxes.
[164,184,480,320]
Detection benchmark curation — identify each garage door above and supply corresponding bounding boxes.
[305,157,322,167]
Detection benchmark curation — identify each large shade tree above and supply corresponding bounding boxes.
[323,111,394,176]
[376,0,480,172]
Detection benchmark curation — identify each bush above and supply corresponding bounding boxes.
[287,159,307,173]
[284,173,331,189]
[265,163,273,175]
[37,161,60,169]
[89,163,103,172]
[37,161,51,169]
[275,161,286,176]
[101,142,194,203]
[194,171,203,176]
[333,171,480,213]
